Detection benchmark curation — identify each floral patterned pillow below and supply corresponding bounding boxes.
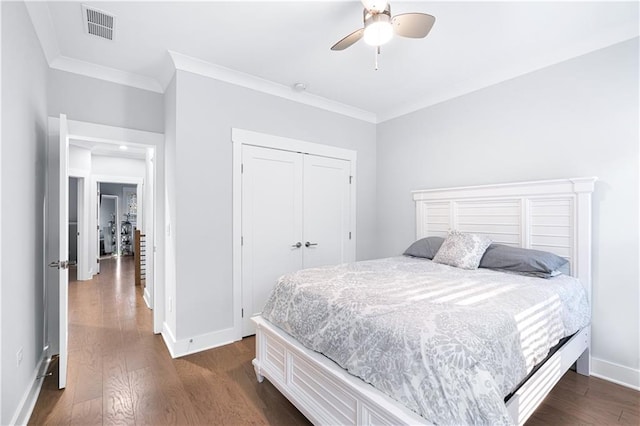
[432,230,493,270]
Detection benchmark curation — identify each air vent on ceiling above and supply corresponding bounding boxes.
[82,5,115,41]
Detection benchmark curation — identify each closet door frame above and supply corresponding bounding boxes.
[231,128,357,340]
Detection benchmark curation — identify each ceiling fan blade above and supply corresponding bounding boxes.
[330,28,365,51]
[391,13,435,38]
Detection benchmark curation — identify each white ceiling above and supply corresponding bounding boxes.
[28,1,639,123]
[69,139,148,160]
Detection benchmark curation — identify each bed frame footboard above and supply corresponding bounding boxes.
[252,316,430,425]
[253,316,590,426]
[505,326,590,425]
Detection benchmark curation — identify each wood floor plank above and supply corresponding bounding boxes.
[72,346,103,404]
[584,377,640,411]
[619,407,640,425]
[103,352,136,425]
[70,397,102,426]
[542,392,622,424]
[149,370,201,425]
[29,256,640,426]
[525,402,585,426]
[128,366,167,425]
[169,358,220,423]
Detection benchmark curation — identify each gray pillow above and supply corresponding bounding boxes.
[479,244,569,278]
[403,236,444,259]
[432,231,493,270]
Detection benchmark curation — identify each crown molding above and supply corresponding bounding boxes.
[23,0,377,122]
[24,0,375,122]
[168,51,377,124]
[24,1,60,64]
[26,1,163,93]
[25,2,639,125]
[50,56,163,93]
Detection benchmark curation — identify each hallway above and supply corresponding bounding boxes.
[29,256,309,425]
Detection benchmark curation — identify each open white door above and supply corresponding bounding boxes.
[55,114,70,389]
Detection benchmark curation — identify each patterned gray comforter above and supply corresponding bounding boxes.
[262,256,590,425]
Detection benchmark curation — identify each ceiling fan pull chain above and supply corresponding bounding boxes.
[375,46,380,70]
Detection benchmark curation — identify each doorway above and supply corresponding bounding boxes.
[46,116,164,389]
[99,194,118,258]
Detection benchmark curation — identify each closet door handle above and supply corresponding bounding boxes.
[305,242,318,248]
[291,242,302,248]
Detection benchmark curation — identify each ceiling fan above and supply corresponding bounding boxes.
[331,0,435,54]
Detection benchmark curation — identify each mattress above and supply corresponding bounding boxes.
[262,256,590,425]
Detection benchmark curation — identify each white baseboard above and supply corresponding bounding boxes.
[10,354,51,425]
[161,322,178,357]
[591,357,640,391]
[161,322,239,358]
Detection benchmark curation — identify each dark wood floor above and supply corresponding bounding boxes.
[30,256,639,425]
[29,257,309,425]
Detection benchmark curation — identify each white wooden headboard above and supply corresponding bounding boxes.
[412,178,597,301]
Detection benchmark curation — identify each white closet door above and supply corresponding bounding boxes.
[303,155,352,268]
[242,145,303,336]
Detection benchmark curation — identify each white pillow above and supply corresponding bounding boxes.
[432,231,493,270]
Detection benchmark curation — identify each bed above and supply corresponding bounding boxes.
[251,177,597,425]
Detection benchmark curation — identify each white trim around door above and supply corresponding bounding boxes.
[47,117,164,337]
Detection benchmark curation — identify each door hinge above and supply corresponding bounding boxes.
[241,163,244,173]
[242,308,244,318]
[241,236,244,246]
[349,231,352,240]
[349,175,353,184]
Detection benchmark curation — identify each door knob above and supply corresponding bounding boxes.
[305,242,318,248]
[48,260,69,269]
[291,242,302,248]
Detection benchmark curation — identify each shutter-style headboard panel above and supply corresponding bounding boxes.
[412,178,597,300]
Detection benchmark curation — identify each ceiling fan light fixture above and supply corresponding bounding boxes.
[361,0,388,13]
[330,1,434,52]
[363,14,393,46]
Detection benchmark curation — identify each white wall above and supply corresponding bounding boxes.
[69,143,91,171]
[48,69,164,134]
[167,70,376,346]
[0,1,49,423]
[376,38,639,386]
[92,155,146,178]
